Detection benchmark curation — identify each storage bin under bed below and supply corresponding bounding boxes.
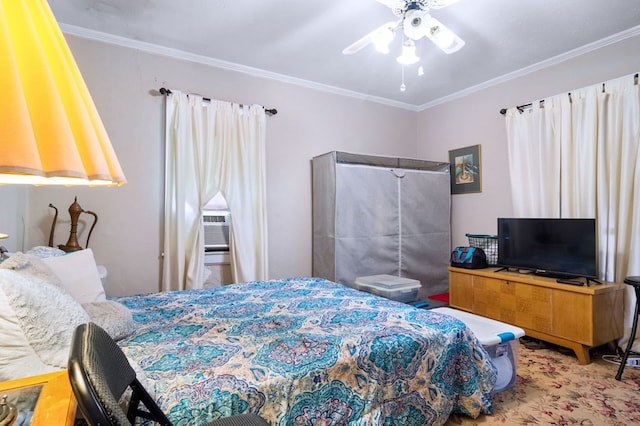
[432,307,525,393]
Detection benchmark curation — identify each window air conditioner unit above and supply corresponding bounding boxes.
[203,210,230,251]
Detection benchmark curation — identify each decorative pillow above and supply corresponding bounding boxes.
[83,301,136,341]
[0,269,90,381]
[41,249,106,304]
[25,246,66,259]
[0,252,62,286]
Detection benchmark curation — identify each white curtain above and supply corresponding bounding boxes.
[505,100,561,217]
[505,73,640,349]
[163,91,268,291]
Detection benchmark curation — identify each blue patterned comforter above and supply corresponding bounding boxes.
[115,277,496,425]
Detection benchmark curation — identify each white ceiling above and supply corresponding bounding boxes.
[49,0,640,109]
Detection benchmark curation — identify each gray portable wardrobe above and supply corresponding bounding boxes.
[312,151,451,299]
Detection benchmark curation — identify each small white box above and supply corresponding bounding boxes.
[432,307,525,393]
[354,274,421,303]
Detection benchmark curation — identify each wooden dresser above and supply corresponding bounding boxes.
[448,266,625,364]
[0,371,76,425]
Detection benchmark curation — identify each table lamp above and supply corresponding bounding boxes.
[0,0,126,186]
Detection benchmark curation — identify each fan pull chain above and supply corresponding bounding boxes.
[400,65,406,92]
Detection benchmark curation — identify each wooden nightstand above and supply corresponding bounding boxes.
[0,371,76,425]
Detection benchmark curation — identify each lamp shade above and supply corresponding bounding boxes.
[396,39,420,65]
[426,17,465,54]
[371,25,395,54]
[0,0,126,186]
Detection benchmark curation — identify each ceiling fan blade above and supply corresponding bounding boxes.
[425,17,465,53]
[375,0,406,10]
[342,32,374,55]
[342,20,400,55]
[427,0,460,9]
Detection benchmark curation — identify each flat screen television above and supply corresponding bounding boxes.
[497,218,597,279]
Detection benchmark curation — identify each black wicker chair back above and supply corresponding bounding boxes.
[68,322,268,426]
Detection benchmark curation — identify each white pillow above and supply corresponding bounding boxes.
[25,246,66,259]
[83,301,135,341]
[0,269,90,381]
[42,249,106,304]
[0,252,62,286]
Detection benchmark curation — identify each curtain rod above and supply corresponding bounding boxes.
[159,87,277,116]
[499,101,543,116]
[499,73,639,115]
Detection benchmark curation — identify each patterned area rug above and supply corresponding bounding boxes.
[446,339,640,425]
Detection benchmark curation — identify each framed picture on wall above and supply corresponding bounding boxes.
[449,144,482,194]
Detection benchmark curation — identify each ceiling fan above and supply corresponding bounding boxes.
[342,0,465,60]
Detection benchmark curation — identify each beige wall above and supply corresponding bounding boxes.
[22,36,418,296]
[417,34,640,248]
[8,33,640,297]
[0,187,25,253]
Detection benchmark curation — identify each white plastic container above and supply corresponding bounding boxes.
[432,307,525,393]
[354,274,421,303]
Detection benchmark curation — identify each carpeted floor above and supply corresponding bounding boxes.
[446,339,640,425]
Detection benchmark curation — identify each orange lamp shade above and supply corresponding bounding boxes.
[0,0,126,186]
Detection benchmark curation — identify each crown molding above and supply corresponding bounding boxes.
[61,23,640,113]
[59,23,418,112]
[417,24,640,111]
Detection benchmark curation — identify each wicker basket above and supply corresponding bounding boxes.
[466,234,498,265]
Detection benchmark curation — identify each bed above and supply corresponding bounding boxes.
[113,277,497,425]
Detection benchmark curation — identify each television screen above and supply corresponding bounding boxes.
[497,218,597,279]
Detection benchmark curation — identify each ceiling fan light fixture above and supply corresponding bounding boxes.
[372,25,396,54]
[403,10,430,40]
[396,39,420,65]
[426,17,465,53]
